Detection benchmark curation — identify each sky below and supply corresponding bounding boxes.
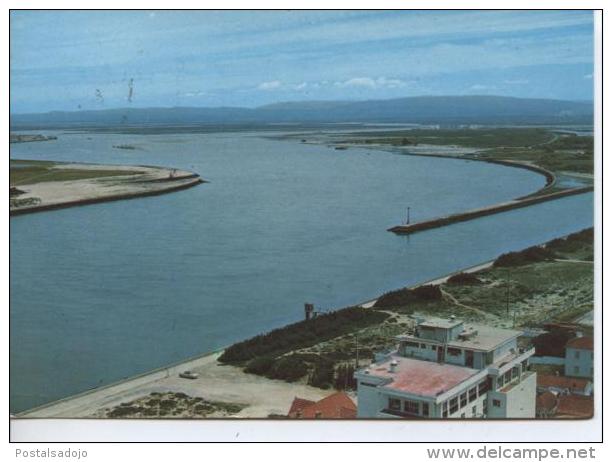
[10,10,595,113]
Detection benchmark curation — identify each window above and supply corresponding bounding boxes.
[472,405,477,415]
[574,351,580,359]
[504,370,512,383]
[442,401,448,418]
[420,344,427,349]
[431,345,437,351]
[405,341,419,348]
[389,398,401,411]
[574,366,580,375]
[422,402,429,417]
[483,400,488,415]
[403,400,419,415]
[497,377,504,388]
[478,380,488,395]
[468,387,477,402]
[512,367,519,379]
[460,413,466,419]
[449,397,459,414]
[447,347,462,357]
[492,399,502,408]
[460,392,467,408]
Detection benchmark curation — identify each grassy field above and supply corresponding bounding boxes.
[9,160,143,186]
[344,127,555,148]
[220,228,593,390]
[375,228,593,329]
[336,127,593,177]
[95,391,247,418]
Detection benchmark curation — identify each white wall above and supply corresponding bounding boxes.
[565,347,594,378]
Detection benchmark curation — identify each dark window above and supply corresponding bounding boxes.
[403,400,419,415]
[422,402,429,417]
[447,347,462,357]
[478,380,488,395]
[504,370,512,382]
[460,392,467,408]
[468,387,477,402]
[449,397,459,414]
[389,398,401,410]
[405,341,419,348]
[431,345,437,351]
[493,399,502,407]
[512,367,519,379]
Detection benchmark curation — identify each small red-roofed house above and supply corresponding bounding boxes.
[536,391,559,418]
[288,392,357,419]
[556,394,594,419]
[537,374,593,396]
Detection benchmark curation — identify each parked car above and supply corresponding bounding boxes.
[179,370,199,379]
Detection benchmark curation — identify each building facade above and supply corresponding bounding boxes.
[354,316,536,419]
[564,336,594,378]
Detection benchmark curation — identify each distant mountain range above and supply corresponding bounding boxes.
[10,95,593,128]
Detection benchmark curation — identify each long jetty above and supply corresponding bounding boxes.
[388,186,594,235]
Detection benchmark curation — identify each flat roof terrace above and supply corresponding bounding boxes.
[362,355,482,399]
[398,323,523,352]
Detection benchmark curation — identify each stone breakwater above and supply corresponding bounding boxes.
[388,186,593,235]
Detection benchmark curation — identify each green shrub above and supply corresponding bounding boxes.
[374,284,442,308]
[494,246,556,267]
[267,355,309,382]
[308,358,335,389]
[244,356,275,375]
[218,307,388,363]
[447,272,482,285]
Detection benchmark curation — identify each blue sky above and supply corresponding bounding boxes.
[10,10,594,113]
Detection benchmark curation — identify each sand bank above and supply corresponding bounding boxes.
[10,162,203,216]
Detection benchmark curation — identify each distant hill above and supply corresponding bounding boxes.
[10,95,593,128]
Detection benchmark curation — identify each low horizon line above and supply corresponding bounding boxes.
[9,94,594,116]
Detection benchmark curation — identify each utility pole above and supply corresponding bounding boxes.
[406,206,411,225]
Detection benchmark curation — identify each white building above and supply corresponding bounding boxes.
[564,336,594,378]
[354,316,536,419]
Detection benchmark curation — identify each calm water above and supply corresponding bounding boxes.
[9,131,593,412]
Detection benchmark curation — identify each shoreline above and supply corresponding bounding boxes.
[13,257,500,418]
[10,161,204,216]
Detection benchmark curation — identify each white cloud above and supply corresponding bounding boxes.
[183,90,206,97]
[335,76,407,89]
[258,80,282,90]
[469,84,495,91]
[503,79,529,85]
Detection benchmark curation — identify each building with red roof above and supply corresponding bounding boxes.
[536,391,559,418]
[355,316,536,419]
[556,394,594,419]
[537,374,593,396]
[288,392,357,419]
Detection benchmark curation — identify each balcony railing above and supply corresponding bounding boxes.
[379,408,425,419]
